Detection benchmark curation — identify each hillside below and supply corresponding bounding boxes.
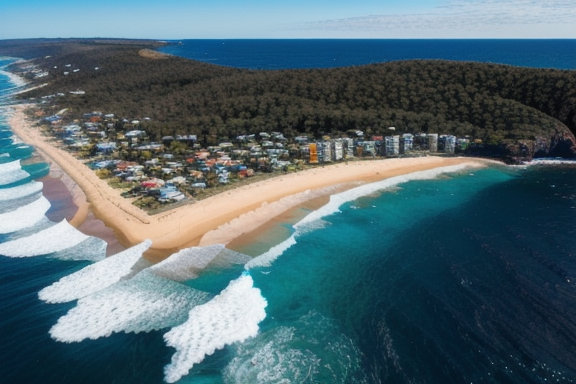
[2,39,576,160]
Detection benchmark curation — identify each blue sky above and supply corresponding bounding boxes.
[0,0,574,39]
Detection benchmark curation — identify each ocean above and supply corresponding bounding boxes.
[2,41,576,384]
[158,39,576,70]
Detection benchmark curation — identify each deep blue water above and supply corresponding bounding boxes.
[2,46,576,384]
[158,39,576,70]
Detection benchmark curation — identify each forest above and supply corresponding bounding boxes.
[2,39,576,158]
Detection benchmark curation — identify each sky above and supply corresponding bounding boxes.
[0,0,574,39]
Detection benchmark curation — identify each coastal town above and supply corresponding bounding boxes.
[34,108,473,212]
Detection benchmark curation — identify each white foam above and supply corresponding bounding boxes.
[0,181,43,201]
[49,271,210,343]
[0,68,28,87]
[1,217,54,242]
[246,163,472,270]
[0,159,22,172]
[223,312,366,384]
[297,163,470,228]
[0,191,42,215]
[245,235,297,270]
[45,236,107,262]
[523,158,576,166]
[39,240,153,303]
[0,160,29,186]
[224,327,319,384]
[0,195,50,234]
[0,219,90,257]
[163,273,267,383]
[150,244,251,282]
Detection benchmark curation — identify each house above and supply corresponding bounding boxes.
[96,142,117,154]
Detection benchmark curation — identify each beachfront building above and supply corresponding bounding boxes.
[344,138,355,159]
[428,134,439,152]
[333,139,344,161]
[319,141,332,163]
[362,141,376,157]
[401,134,414,153]
[385,135,400,156]
[442,135,456,154]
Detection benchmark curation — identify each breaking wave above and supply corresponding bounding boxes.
[0,219,94,257]
[0,181,43,201]
[0,217,54,243]
[163,273,267,383]
[0,68,27,87]
[49,236,108,262]
[39,240,153,303]
[296,163,471,228]
[0,158,22,171]
[0,195,50,233]
[246,164,473,270]
[49,270,211,343]
[0,191,43,214]
[245,235,297,270]
[523,158,576,166]
[0,159,30,186]
[149,244,251,282]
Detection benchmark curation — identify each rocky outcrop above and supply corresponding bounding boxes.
[498,123,576,163]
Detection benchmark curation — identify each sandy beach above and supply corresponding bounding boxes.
[8,104,489,261]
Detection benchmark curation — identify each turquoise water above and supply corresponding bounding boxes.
[3,48,576,384]
[237,164,576,383]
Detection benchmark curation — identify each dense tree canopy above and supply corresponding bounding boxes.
[2,39,575,157]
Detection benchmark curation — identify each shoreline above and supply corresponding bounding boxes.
[8,104,492,262]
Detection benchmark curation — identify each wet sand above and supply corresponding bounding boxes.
[40,159,126,256]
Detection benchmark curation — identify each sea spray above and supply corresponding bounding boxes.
[39,240,153,303]
[163,273,267,383]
